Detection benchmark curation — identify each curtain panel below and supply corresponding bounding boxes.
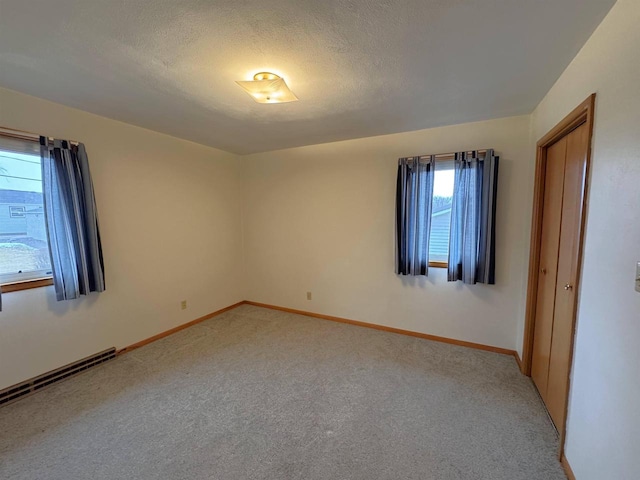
[447,149,499,284]
[40,138,105,301]
[395,156,436,276]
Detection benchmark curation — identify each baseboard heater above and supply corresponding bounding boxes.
[0,347,116,408]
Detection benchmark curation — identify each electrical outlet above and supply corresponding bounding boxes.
[181,300,187,310]
[306,291,312,300]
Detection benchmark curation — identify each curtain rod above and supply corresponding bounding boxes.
[406,149,489,161]
[0,125,80,146]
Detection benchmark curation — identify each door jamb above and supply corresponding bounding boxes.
[521,94,596,458]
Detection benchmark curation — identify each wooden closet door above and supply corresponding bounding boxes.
[531,137,567,397]
[531,122,589,430]
[545,123,588,428]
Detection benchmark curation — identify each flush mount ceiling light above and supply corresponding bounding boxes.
[236,72,298,104]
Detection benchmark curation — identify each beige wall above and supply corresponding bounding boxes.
[530,0,640,478]
[0,87,244,390]
[242,115,532,351]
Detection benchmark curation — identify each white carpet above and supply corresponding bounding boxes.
[0,304,566,479]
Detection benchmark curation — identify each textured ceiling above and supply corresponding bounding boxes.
[0,0,615,154]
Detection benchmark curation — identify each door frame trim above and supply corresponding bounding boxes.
[521,94,596,457]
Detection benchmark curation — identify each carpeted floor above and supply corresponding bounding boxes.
[0,304,566,480]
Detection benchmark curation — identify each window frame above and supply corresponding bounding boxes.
[1,277,53,293]
[428,260,448,269]
[0,129,53,293]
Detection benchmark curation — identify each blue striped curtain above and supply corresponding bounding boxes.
[395,156,436,276]
[40,138,105,301]
[447,150,499,284]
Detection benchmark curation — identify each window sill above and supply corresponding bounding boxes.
[428,261,448,269]
[1,277,53,293]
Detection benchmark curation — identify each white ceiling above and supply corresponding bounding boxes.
[0,0,615,154]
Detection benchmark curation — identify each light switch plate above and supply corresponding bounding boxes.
[636,262,640,293]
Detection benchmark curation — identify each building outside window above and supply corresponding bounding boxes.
[0,135,52,284]
[428,161,454,264]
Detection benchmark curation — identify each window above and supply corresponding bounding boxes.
[428,161,454,265]
[0,133,53,285]
[9,206,26,218]
[397,150,498,278]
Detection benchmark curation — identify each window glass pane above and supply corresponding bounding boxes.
[429,163,454,263]
[0,144,52,282]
